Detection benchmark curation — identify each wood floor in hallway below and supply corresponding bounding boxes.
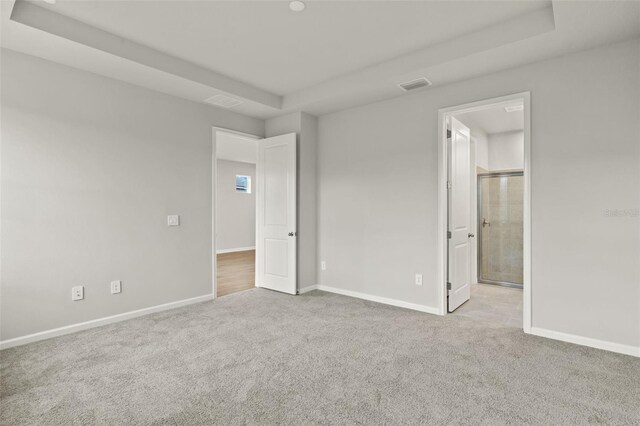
[216,250,255,297]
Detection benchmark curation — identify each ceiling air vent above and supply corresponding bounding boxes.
[398,77,432,92]
[204,94,244,108]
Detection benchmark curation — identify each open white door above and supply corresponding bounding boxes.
[447,117,472,312]
[256,133,297,295]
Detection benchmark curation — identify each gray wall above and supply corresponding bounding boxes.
[0,50,264,341]
[488,131,524,171]
[317,39,640,348]
[472,132,489,171]
[265,112,318,290]
[216,159,256,251]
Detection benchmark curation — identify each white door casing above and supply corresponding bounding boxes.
[447,117,472,312]
[256,133,297,295]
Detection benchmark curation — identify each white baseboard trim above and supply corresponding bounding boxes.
[529,327,639,358]
[216,246,255,254]
[0,294,214,350]
[298,285,318,294]
[311,284,440,315]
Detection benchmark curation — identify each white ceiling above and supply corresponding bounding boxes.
[2,1,639,119]
[456,104,524,135]
[21,0,549,95]
[216,131,258,164]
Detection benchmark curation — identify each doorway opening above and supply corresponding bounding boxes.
[437,93,531,331]
[213,128,261,298]
[212,128,299,298]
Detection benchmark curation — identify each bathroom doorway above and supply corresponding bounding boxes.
[438,92,530,330]
[477,172,524,289]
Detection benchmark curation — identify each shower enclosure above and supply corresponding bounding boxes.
[477,172,524,288]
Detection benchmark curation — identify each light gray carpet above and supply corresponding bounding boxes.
[1,289,639,425]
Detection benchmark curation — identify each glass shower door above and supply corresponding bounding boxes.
[478,173,524,288]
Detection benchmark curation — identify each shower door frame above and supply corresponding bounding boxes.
[477,171,524,289]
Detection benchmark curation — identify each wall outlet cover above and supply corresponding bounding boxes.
[415,274,423,286]
[321,261,327,271]
[111,280,122,294]
[72,285,84,301]
[167,215,180,226]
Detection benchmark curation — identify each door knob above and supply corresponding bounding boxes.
[468,233,475,238]
[288,232,296,237]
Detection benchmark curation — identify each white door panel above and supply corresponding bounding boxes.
[256,133,297,295]
[264,145,289,225]
[265,239,289,277]
[448,117,471,312]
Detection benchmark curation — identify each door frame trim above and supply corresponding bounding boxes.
[212,127,262,299]
[437,92,531,333]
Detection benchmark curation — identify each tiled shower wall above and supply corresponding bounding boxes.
[479,174,524,285]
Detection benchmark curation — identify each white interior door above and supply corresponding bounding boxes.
[447,117,472,312]
[256,133,297,295]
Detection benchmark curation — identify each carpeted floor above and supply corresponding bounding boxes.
[1,289,639,425]
[453,283,523,328]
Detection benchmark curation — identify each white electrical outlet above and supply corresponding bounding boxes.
[111,280,122,294]
[72,286,84,301]
[321,261,326,271]
[415,274,423,286]
[167,215,180,226]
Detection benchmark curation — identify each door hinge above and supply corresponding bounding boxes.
[446,181,452,189]
[446,129,452,139]
[447,231,451,239]
[447,282,452,291]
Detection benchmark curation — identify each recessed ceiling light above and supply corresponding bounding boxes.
[505,104,524,112]
[289,1,306,12]
[42,0,56,4]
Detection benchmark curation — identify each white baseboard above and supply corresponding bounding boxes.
[7,288,634,358]
[311,284,440,315]
[529,327,639,358]
[216,246,255,254]
[0,294,214,350]
[308,287,638,357]
[298,285,318,294]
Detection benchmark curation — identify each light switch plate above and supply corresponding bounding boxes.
[415,274,423,286]
[167,215,180,226]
